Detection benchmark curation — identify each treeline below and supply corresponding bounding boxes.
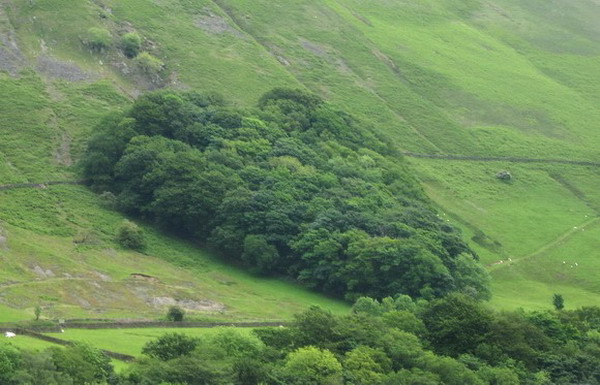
[82,88,489,300]
[5,297,600,384]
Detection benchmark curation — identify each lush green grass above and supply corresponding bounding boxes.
[0,184,348,321]
[2,0,600,315]
[50,327,254,357]
[411,158,600,308]
[0,334,59,351]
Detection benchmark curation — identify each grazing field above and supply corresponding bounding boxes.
[0,334,58,352]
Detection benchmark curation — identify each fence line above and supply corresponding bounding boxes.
[400,152,600,167]
[59,321,290,329]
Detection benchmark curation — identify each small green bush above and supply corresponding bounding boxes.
[135,52,164,79]
[116,220,146,251]
[85,27,111,52]
[121,32,142,58]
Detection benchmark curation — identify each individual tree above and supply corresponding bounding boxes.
[382,310,426,336]
[233,358,266,385]
[242,234,279,274]
[50,343,113,385]
[281,346,343,385]
[553,294,565,311]
[343,346,388,385]
[34,305,41,321]
[352,297,382,316]
[166,306,185,322]
[421,293,493,356]
[294,306,340,347]
[142,333,198,361]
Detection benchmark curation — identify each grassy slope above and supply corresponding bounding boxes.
[0,0,352,322]
[1,0,600,317]
[198,0,600,309]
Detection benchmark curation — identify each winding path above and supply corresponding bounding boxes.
[488,216,600,269]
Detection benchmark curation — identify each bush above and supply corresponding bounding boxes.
[116,220,146,251]
[121,32,142,58]
[167,306,185,322]
[135,52,164,80]
[85,27,111,52]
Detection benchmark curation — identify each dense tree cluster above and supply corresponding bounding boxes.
[121,300,600,385]
[0,342,115,385]
[82,88,489,300]
[6,300,600,384]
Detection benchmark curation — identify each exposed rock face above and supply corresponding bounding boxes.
[148,296,226,312]
[195,10,244,38]
[36,55,92,82]
[0,8,25,77]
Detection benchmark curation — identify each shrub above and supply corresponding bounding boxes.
[116,220,146,250]
[167,306,185,322]
[553,294,565,311]
[99,191,117,209]
[121,32,142,58]
[85,27,111,52]
[135,52,164,80]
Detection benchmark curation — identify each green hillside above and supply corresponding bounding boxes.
[1,0,600,319]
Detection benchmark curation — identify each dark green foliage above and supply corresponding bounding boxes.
[0,345,20,384]
[116,220,146,251]
[232,358,266,385]
[421,294,493,357]
[553,294,565,311]
[384,368,441,385]
[50,343,114,385]
[82,88,487,301]
[11,350,74,385]
[142,333,198,360]
[7,304,600,385]
[242,234,279,274]
[166,306,185,322]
